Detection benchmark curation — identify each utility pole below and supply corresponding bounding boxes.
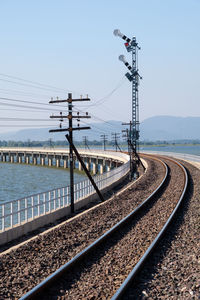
[100,134,108,151]
[83,136,90,150]
[49,138,53,148]
[111,132,121,152]
[114,29,143,179]
[49,93,91,213]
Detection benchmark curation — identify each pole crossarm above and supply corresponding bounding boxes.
[49,126,91,133]
[50,115,91,119]
[49,98,90,104]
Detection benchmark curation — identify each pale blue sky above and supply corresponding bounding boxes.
[0,0,200,133]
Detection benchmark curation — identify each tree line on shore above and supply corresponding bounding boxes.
[0,139,200,148]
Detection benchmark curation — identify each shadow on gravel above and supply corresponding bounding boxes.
[122,167,193,300]
[37,168,170,299]
[0,177,132,253]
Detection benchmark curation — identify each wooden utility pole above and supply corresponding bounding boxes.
[83,136,90,150]
[49,93,91,213]
[100,134,108,151]
[111,132,121,152]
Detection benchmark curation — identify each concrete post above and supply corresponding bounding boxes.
[85,161,89,171]
[41,157,45,166]
[33,156,37,165]
[48,157,52,167]
[63,159,68,168]
[88,158,92,172]
[92,163,97,175]
[26,156,30,164]
[56,158,60,168]
[99,164,104,174]
[78,162,82,171]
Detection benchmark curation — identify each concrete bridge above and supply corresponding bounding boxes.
[0,148,130,245]
[0,147,125,174]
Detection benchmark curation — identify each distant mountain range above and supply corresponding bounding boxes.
[0,116,200,141]
[140,116,200,141]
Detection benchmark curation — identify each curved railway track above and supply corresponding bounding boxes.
[16,155,188,300]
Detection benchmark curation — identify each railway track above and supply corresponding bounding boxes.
[17,155,188,300]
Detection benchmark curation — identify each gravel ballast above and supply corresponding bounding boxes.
[123,160,200,300]
[0,157,165,299]
[37,158,185,299]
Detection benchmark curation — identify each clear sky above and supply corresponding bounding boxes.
[0,0,200,134]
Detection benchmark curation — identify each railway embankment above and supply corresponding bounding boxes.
[0,154,199,299]
[0,157,162,299]
[123,159,200,299]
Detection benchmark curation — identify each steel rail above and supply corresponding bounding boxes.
[111,158,188,300]
[19,157,168,300]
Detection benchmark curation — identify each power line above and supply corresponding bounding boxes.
[0,117,58,121]
[79,119,114,135]
[0,87,51,98]
[0,124,55,127]
[0,73,72,94]
[0,101,64,112]
[0,96,84,112]
[0,78,68,93]
[73,107,119,129]
[91,76,126,107]
[0,97,63,107]
[0,108,51,113]
[76,76,126,108]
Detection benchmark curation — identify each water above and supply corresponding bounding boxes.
[0,163,86,203]
[140,144,200,156]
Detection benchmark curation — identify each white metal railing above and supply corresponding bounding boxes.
[141,150,200,162]
[0,160,130,232]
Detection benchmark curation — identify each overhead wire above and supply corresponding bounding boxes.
[0,124,55,127]
[0,96,66,108]
[77,76,126,108]
[78,119,119,137]
[73,107,121,129]
[0,117,58,121]
[0,102,61,111]
[0,87,52,98]
[0,73,127,135]
[0,108,52,113]
[0,73,73,94]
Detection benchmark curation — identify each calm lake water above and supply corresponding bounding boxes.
[0,163,86,203]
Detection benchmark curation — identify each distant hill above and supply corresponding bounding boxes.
[0,116,200,141]
[140,116,200,141]
[0,120,124,142]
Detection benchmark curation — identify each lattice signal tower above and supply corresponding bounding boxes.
[114,29,142,164]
